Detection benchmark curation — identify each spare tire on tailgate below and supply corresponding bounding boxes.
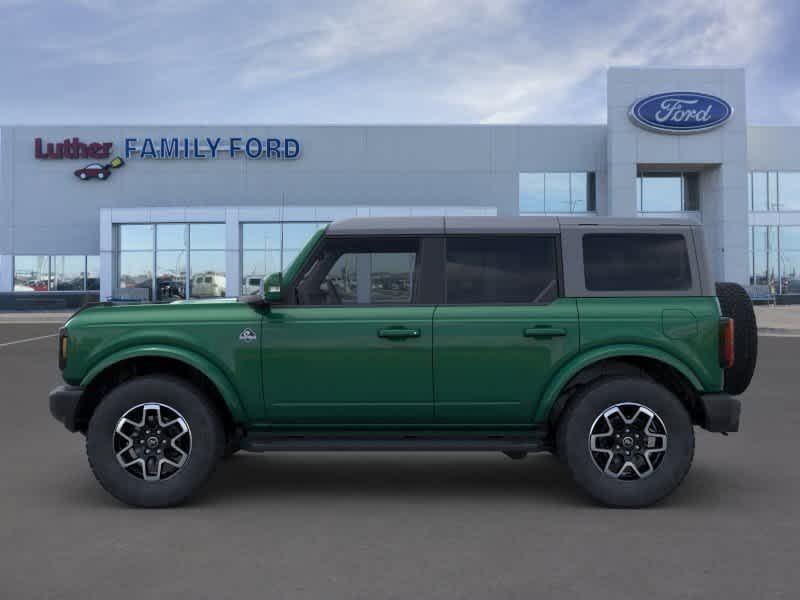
[715,282,757,395]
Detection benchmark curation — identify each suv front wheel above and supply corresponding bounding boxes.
[557,377,695,508]
[86,375,225,507]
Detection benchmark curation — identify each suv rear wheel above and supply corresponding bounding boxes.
[557,377,694,508]
[86,375,224,508]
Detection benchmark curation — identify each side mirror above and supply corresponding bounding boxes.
[263,272,283,303]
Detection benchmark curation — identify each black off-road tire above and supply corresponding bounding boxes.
[557,377,695,508]
[86,375,225,508]
[715,282,757,395]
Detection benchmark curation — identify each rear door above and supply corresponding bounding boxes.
[433,235,579,424]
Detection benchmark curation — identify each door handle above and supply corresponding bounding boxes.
[378,328,421,339]
[523,326,567,338]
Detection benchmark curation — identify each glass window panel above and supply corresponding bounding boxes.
[780,226,800,251]
[779,172,800,211]
[190,223,225,250]
[156,250,186,301]
[118,252,153,299]
[545,173,571,213]
[241,250,281,295]
[570,172,588,212]
[189,250,226,298]
[640,175,683,212]
[14,256,49,292]
[156,224,186,251]
[683,173,700,211]
[53,256,86,291]
[769,171,779,211]
[282,223,327,269]
[751,172,768,211]
[519,173,545,213]
[583,234,692,291]
[282,223,326,251]
[86,256,100,291]
[747,172,752,210]
[242,223,281,250]
[780,251,800,294]
[751,227,768,286]
[445,236,558,304]
[119,224,154,251]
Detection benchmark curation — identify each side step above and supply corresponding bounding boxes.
[240,432,549,453]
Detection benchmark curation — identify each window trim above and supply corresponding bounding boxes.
[441,233,563,306]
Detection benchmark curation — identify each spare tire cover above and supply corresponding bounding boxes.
[715,282,758,395]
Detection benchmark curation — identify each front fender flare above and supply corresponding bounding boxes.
[79,345,247,422]
[534,344,705,423]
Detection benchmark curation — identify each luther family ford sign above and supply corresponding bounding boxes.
[34,135,301,181]
[629,92,733,134]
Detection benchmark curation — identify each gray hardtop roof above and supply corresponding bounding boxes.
[326,215,698,236]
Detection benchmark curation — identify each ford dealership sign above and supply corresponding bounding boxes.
[629,92,733,134]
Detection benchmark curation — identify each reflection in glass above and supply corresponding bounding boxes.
[190,250,226,298]
[119,252,153,299]
[119,225,154,251]
[519,173,545,213]
[14,256,49,292]
[242,251,280,295]
[545,173,571,213]
[190,224,225,250]
[751,172,768,211]
[519,172,595,214]
[86,256,100,291]
[324,252,415,304]
[157,224,186,251]
[779,172,800,211]
[156,251,186,301]
[53,256,86,291]
[639,175,682,212]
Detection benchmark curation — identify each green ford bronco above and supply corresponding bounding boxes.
[50,216,756,508]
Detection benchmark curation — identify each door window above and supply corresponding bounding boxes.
[444,236,558,304]
[295,238,419,305]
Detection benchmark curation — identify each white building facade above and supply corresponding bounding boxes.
[0,67,797,305]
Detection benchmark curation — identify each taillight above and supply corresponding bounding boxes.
[58,327,68,370]
[719,318,734,369]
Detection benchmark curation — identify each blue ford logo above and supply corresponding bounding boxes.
[629,92,733,134]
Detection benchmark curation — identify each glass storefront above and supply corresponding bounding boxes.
[13,255,99,292]
[749,225,800,295]
[117,223,226,301]
[519,172,596,214]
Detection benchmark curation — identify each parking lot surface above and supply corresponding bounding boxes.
[0,322,798,599]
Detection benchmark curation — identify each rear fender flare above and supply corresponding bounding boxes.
[535,345,704,423]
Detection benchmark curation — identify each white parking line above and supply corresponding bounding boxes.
[0,333,58,348]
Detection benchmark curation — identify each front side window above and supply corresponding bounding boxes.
[583,234,692,291]
[295,238,418,305]
[445,236,558,304]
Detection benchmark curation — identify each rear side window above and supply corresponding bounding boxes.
[445,236,558,304]
[582,234,692,291]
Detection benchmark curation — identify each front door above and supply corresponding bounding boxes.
[434,235,580,424]
[262,235,436,423]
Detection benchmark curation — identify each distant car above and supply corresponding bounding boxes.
[74,163,111,180]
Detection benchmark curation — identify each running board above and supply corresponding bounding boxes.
[240,432,549,453]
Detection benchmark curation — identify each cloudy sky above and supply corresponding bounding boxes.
[0,0,797,125]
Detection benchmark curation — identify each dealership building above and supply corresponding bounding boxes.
[1,66,798,306]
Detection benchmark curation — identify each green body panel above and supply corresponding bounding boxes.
[63,300,262,422]
[433,299,579,423]
[60,281,723,431]
[261,306,434,423]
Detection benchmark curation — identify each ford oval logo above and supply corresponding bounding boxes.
[629,92,733,134]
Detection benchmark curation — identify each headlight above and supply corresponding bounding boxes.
[58,327,68,370]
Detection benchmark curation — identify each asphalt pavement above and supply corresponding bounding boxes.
[0,322,797,599]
